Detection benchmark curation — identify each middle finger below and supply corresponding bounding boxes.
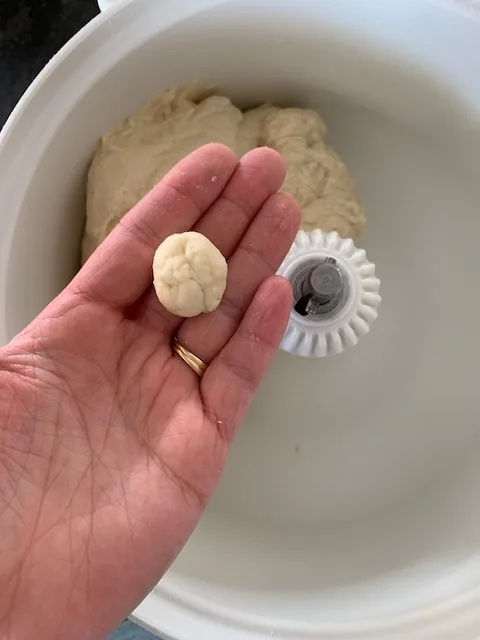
[133,146,287,333]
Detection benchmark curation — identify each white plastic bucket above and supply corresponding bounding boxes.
[2,1,480,638]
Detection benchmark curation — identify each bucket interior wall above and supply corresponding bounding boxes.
[2,0,480,633]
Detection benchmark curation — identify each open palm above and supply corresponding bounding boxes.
[0,144,300,640]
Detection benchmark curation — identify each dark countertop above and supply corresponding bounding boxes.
[0,0,99,128]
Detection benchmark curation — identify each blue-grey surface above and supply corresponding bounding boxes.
[108,620,157,640]
[0,1,160,638]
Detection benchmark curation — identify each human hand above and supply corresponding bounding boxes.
[0,144,300,640]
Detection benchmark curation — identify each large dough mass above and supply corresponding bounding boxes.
[83,85,366,262]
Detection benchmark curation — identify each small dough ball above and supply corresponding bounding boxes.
[153,232,227,318]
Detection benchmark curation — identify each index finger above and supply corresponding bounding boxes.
[70,143,238,310]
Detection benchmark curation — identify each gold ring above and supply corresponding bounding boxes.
[171,337,207,378]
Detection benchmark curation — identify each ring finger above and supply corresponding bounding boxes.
[176,192,301,364]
